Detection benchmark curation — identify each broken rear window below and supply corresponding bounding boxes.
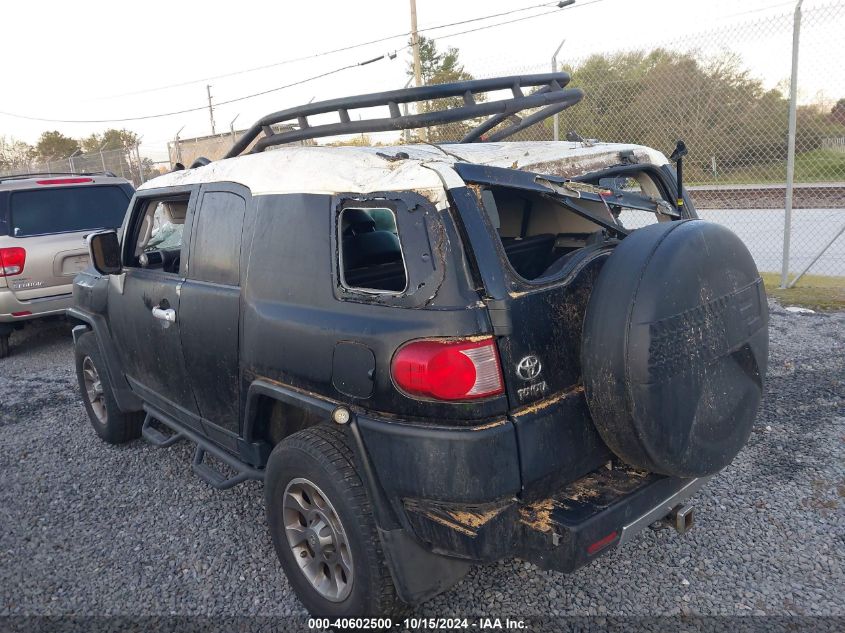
[479,170,675,281]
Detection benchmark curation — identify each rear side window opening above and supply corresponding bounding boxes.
[339,207,408,294]
[480,170,674,282]
[8,185,130,237]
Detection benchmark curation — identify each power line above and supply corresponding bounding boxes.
[0,1,588,125]
[0,58,384,124]
[93,1,562,100]
[433,0,606,42]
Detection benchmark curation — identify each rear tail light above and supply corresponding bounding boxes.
[391,337,504,401]
[0,247,26,276]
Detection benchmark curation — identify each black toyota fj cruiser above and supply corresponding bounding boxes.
[70,74,768,619]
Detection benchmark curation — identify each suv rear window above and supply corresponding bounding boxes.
[9,185,129,237]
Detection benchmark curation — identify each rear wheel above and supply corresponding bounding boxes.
[74,331,143,444]
[265,425,402,620]
[0,334,8,359]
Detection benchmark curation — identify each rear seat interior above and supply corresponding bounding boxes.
[340,208,407,292]
[481,187,608,280]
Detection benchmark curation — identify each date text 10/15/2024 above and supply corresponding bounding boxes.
[308,617,528,630]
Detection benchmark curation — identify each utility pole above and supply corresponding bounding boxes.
[206,84,216,135]
[410,0,422,88]
[410,0,425,141]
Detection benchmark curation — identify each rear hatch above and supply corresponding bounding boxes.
[454,161,687,410]
[0,180,132,300]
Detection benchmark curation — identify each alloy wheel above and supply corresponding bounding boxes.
[282,477,353,602]
[82,356,107,425]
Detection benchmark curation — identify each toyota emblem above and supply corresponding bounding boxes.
[516,355,542,381]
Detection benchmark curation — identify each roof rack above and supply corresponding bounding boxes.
[224,73,583,159]
[0,170,117,181]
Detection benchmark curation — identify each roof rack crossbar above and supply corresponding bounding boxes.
[461,82,559,143]
[484,98,582,142]
[224,73,583,158]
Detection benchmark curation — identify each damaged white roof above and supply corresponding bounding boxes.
[139,141,669,207]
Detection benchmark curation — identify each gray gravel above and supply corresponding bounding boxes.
[1,303,843,626]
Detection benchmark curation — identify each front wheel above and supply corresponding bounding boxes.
[265,425,402,620]
[74,331,143,444]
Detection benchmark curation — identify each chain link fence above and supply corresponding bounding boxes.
[476,1,845,284]
[0,146,157,187]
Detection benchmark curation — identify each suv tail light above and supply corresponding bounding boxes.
[0,247,26,276]
[391,337,504,401]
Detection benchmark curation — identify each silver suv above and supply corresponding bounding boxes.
[0,172,134,357]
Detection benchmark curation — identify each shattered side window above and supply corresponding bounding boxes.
[127,196,189,274]
[339,207,408,293]
[599,175,664,230]
[146,203,184,251]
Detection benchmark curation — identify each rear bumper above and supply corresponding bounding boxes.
[397,463,709,573]
[356,412,711,574]
[518,473,710,573]
[0,288,72,323]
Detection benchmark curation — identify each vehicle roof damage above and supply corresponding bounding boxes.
[139,140,669,207]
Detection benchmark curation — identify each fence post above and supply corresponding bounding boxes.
[780,0,803,289]
[551,38,566,142]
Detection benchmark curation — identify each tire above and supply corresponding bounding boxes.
[74,331,143,444]
[0,334,9,359]
[581,220,769,477]
[265,425,402,620]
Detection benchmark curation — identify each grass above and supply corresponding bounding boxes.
[688,149,845,186]
[760,272,845,311]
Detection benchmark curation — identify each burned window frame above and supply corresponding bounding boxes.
[331,192,446,308]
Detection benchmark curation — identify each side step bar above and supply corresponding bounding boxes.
[141,405,264,490]
[141,414,185,447]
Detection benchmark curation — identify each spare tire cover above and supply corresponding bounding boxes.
[581,220,768,478]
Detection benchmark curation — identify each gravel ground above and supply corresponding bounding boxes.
[1,303,843,630]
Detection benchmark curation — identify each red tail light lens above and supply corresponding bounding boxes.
[391,337,504,401]
[35,177,93,185]
[0,247,26,276]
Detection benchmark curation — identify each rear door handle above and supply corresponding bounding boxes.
[151,307,176,323]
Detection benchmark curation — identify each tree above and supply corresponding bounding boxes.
[80,128,141,153]
[831,98,845,126]
[35,131,80,161]
[0,137,35,171]
[407,36,477,143]
[551,49,795,180]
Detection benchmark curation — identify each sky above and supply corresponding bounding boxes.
[0,0,841,163]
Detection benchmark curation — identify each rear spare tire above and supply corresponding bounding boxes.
[581,220,768,478]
